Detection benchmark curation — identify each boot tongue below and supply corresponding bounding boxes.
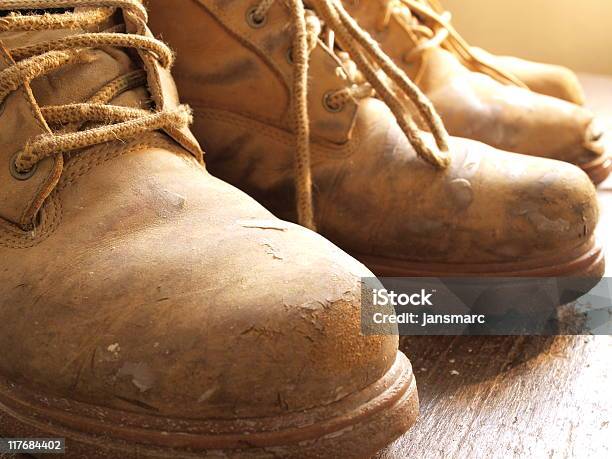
[2,7,150,111]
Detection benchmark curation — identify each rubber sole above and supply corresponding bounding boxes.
[356,238,604,278]
[581,154,612,185]
[356,238,604,315]
[0,352,417,458]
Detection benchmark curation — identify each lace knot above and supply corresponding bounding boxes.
[1,0,190,175]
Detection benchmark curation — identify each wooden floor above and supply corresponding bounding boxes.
[377,74,612,459]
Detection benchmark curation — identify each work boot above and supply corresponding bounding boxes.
[341,0,611,184]
[0,2,418,457]
[469,47,586,107]
[426,0,586,106]
[147,0,604,283]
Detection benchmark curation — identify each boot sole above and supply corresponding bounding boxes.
[356,237,604,278]
[581,154,612,185]
[356,238,604,311]
[0,352,417,458]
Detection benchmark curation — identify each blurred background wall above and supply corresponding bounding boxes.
[441,0,612,75]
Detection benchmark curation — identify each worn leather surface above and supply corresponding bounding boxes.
[470,46,586,106]
[0,5,397,419]
[157,0,359,145]
[147,0,600,266]
[343,0,606,167]
[0,45,62,228]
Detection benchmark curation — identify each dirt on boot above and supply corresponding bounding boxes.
[342,0,611,184]
[147,0,604,283]
[0,2,418,457]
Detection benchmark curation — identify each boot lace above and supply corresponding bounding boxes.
[251,0,451,230]
[0,0,192,177]
[376,0,527,87]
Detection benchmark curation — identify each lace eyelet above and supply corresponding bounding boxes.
[9,152,37,181]
[322,91,344,113]
[286,47,294,64]
[246,7,267,28]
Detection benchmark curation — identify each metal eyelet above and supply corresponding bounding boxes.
[9,152,37,181]
[286,47,294,64]
[246,7,267,28]
[322,91,344,113]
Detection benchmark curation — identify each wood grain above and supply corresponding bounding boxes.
[375,335,611,459]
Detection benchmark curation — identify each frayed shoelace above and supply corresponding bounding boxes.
[376,0,527,87]
[0,0,192,177]
[251,0,451,230]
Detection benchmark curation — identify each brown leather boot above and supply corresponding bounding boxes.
[469,47,586,106]
[426,0,587,106]
[341,0,611,184]
[147,0,604,281]
[0,2,418,457]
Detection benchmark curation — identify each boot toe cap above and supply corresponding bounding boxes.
[2,186,398,419]
[476,145,600,262]
[145,222,398,418]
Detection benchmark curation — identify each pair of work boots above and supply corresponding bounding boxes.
[0,0,606,457]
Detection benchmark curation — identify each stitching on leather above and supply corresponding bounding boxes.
[0,48,62,226]
[179,94,287,131]
[0,133,191,249]
[192,0,291,117]
[57,132,187,191]
[193,105,293,145]
[19,140,60,226]
[188,1,358,136]
[0,192,62,249]
[191,104,357,159]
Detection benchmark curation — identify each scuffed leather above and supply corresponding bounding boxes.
[0,135,395,417]
[0,8,398,420]
[343,0,606,167]
[147,0,600,267]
